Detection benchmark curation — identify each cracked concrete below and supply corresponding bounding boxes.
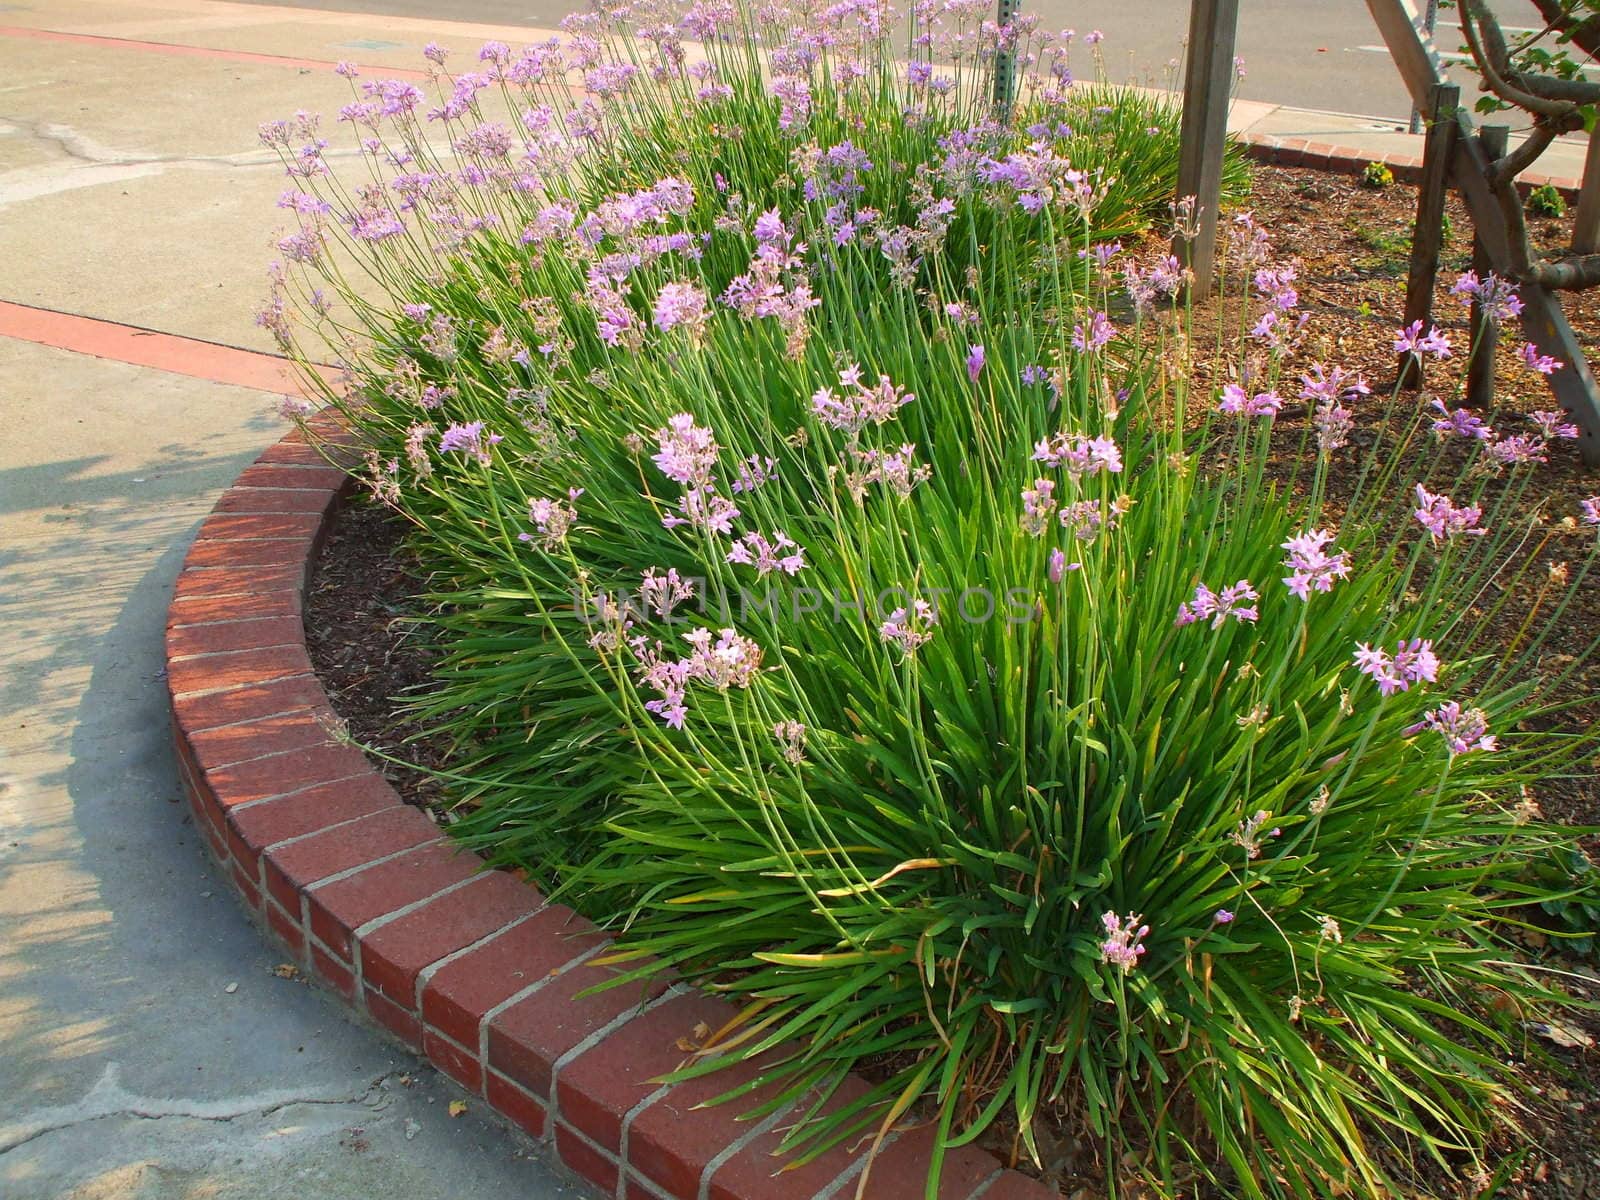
[0,1063,400,1155]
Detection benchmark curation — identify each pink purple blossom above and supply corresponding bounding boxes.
[652,280,708,336]
[520,488,582,547]
[1281,528,1351,600]
[653,413,719,487]
[1410,701,1496,756]
[1430,400,1493,442]
[726,530,807,576]
[1413,485,1485,542]
[880,599,937,656]
[1032,432,1122,478]
[1098,911,1148,973]
[639,567,695,618]
[1394,321,1452,359]
[1071,311,1113,352]
[1353,639,1440,696]
[1451,270,1523,324]
[1218,385,1282,419]
[1529,410,1579,440]
[1176,580,1259,629]
[1521,343,1563,374]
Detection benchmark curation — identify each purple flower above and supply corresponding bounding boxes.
[1098,911,1148,973]
[1020,479,1057,536]
[966,344,986,382]
[1071,311,1114,352]
[437,421,497,464]
[652,413,719,486]
[652,280,708,336]
[773,720,807,764]
[1413,485,1485,542]
[1394,320,1451,359]
[1353,638,1440,696]
[1581,496,1600,527]
[1313,400,1354,453]
[1176,580,1259,629]
[334,60,360,78]
[1521,342,1563,375]
[1281,528,1351,600]
[880,599,937,656]
[1529,410,1579,440]
[1048,547,1076,582]
[1484,433,1548,469]
[1020,364,1050,387]
[1033,432,1122,478]
[520,488,582,548]
[1429,400,1493,442]
[1213,909,1235,925]
[731,455,778,494]
[1411,701,1496,756]
[1452,270,1523,324]
[726,530,807,576]
[1218,385,1282,418]
[638,567,695,618]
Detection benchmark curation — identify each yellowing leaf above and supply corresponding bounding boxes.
[448,1100,468,1118]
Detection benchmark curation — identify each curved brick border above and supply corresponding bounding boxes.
[166,415,1052,1200]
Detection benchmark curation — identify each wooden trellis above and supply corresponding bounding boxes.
[1367,0,1600,466]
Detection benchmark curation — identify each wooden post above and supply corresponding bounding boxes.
[1398,82,1460,390]
[1466,124,1509,409]
[1574,123,1600,255]
[1173,0,1239,299]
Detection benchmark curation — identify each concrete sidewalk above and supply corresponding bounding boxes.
[0,2,1588,1197]
[0,3,593,1197]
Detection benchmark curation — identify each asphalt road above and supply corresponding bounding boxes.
[229,0,1552,124]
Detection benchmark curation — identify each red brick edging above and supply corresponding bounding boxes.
[1237,131,1583,200]
[166,416,1053,1200]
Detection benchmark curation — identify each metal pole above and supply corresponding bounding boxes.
[1408,0,1440,134]
[992,0,1021,114]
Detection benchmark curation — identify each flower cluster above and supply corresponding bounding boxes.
[1415,701,1496,756]
[1354,639,1440,696]
[1413,485,1485,543]
[811,366,915,435]
[635,626,763,728]
[1281,529,1351,600]
[1450,270,1523,325]
[880,599,937,657]
[521,488,582,548]
[1176,580,1260,629]
[1098,911,1150,973]
[726,530,807,576]
[1032,431,1123,478]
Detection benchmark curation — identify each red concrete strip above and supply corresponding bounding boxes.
[0,301,333,395]
[0,24,431,81]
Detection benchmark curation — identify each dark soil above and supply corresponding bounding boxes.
[304,500,452,814]
[301,163,1600,1198]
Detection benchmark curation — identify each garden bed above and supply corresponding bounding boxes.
[301,160,1600,1199]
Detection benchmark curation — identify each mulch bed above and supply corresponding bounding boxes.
[302,163,1600,1199]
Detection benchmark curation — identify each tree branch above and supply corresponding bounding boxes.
[1529,253,1600,288]
[1527,0,1600,61]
